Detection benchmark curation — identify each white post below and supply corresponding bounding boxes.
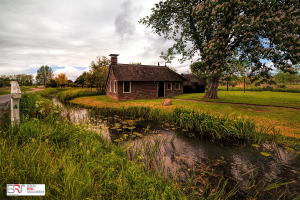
[10,81,22,126]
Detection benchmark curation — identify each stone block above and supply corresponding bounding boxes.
[162,98,172,106]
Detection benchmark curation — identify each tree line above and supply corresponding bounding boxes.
[0,74,34,87]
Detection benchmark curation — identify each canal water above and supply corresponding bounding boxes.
[53,98,300,199]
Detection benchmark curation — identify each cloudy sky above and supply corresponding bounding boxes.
[0,0,278,82]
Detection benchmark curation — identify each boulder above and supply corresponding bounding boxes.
[162,99,172,106]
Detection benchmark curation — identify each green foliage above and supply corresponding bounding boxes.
[0,74,33,86]
[274,71,300,84]
[129,62,142,65]
[36,65,54,85]
[0,108,10,131]
[87,56,110,90]
[19,91,57,119]
[139,0,300,97]
[49,79,58,88]
[75,71,87,87]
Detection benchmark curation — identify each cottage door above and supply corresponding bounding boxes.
[158,81,164,97]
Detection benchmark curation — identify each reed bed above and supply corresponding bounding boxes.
[86,105,300,151]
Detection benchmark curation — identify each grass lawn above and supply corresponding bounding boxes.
[171,91,300,109]
[70,93,300,138]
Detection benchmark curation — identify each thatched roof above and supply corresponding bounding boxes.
[182,74,207,86]
[106,64,187,85]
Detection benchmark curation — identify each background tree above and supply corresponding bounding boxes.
[36,65,53,86]
[54,73,68,88]
[140,0,300,98]
[49,79,58,88]
[274,71,300,84]
[84,72,94,92]
[88,56,110,90]
[75,72,88,88]
[129,62,142,65]
[167,65,178,73]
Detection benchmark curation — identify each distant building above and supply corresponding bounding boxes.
[181,74,207,93]
[66,80,73,87]
[105,54,187,101]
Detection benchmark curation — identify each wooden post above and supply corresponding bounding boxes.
[244,77,245,93]
[10,81,22,126]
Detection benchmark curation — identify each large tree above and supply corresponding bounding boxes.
[36,65,53,86]
[88,56,110,90]
[139,0,300,98]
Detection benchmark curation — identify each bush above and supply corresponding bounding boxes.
[277,85,286,88]
[263,86,273,91]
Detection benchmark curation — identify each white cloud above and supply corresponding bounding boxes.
[53,67,89,82]
[1,0,283,78]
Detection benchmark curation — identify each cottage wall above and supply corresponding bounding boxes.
[164,82,183,97]
[106,69,118,100]
[118,81,157,101]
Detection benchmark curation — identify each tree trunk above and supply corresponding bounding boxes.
[204,76,220,99]
[227,81,228,91]
[244,77,245,93]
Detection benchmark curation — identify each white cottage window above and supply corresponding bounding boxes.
[175,83,180,90]
[114,80,116,93]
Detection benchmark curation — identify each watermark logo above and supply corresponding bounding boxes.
[7,184,45,196]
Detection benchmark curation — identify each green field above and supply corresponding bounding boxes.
[171,91,300,109]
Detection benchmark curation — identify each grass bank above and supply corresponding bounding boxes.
[70,95,300,151]
[71,94,300,140]
[57,88,105,103]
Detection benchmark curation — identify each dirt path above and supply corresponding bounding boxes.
[171,98,300,111]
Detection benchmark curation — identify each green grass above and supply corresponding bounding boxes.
[218,85,300,93]
[171,91,300,109]
[0,116,191,199]
[57,88,105,103]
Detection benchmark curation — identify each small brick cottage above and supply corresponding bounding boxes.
[105,54,187,101]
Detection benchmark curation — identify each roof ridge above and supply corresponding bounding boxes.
[117,63,166,67]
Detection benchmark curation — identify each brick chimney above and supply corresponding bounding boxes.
[109,54,119,65]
